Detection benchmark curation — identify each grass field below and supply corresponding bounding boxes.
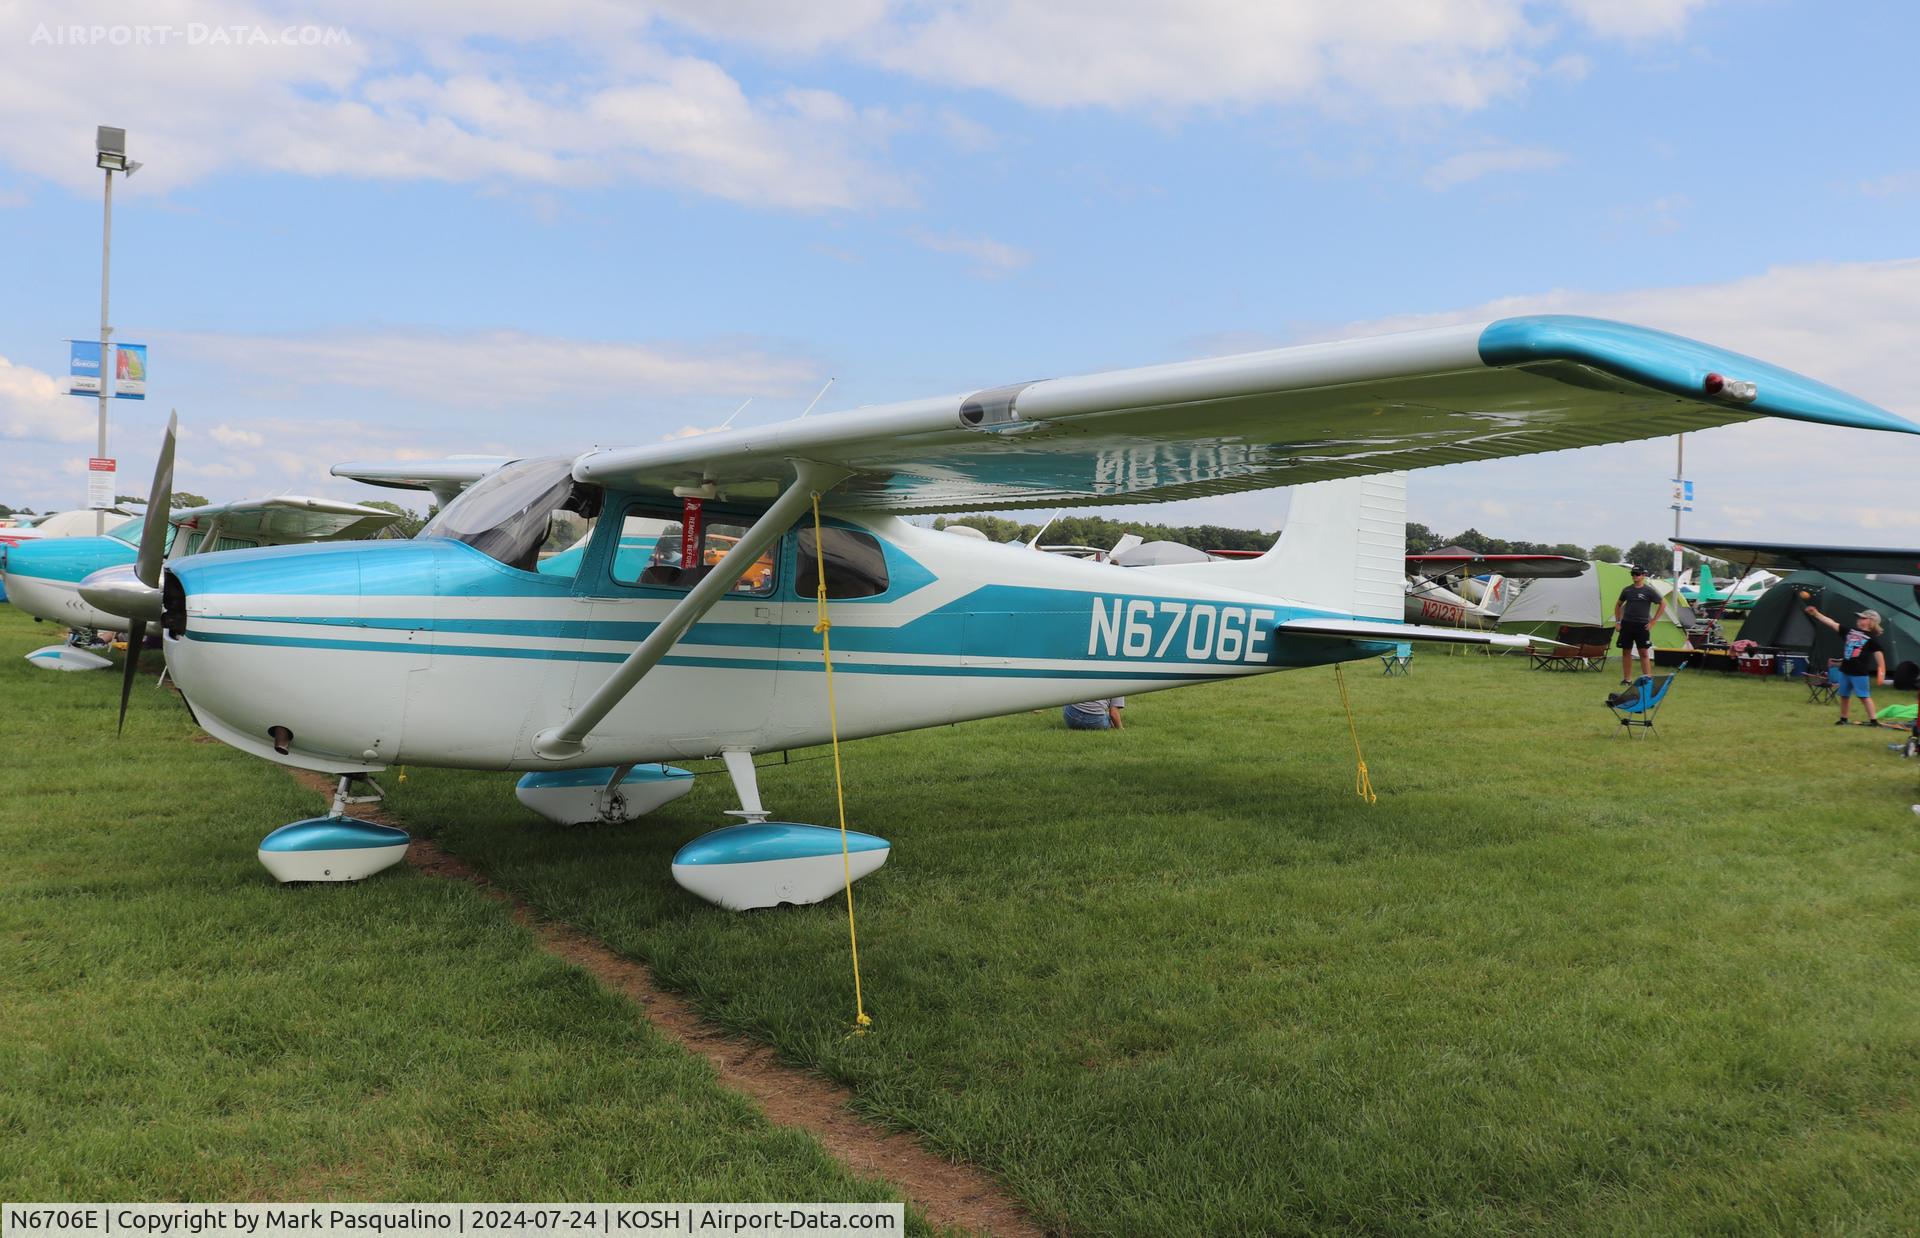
[396,646,1920,1235]
[0,609,912,1213]
[6,602,1918,1234]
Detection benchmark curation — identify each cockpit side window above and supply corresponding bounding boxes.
[419,456,601,577]
[608,503,776,596]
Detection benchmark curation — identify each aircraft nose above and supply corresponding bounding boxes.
[162,544,414,774]
[79,563,162,623]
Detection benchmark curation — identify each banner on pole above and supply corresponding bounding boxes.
[114,342,147,399]
[69,340,102,395]
[87,457,117,510]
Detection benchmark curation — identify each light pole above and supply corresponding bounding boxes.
[93,126,141,533]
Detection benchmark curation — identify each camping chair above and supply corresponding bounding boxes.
[1804,657,1840,705]
[1533,624,1611,671]
[1379,642,1413,676]
[1605,664,1684,737]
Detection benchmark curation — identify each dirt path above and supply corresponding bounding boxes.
[286,770,1044,1237]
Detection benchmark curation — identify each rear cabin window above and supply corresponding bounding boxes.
[796,527,889,600]
[610,507,776,597]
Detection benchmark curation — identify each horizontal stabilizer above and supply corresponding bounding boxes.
[1280,617,1556,649]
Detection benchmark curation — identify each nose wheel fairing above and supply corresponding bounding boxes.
[259,776,410,883]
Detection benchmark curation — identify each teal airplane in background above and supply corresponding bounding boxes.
[2,498,401,670]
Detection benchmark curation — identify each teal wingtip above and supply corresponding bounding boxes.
[1478,315,1920,436]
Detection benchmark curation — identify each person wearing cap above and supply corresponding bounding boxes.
[1613,566,1663,683]
[1803,604,1888,725]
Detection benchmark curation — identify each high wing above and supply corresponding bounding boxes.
[1673,538,1920,577]
[1406,552,1586,580]
[331,456,513,505]
[171,496,403,544]
[573,315,1917,513]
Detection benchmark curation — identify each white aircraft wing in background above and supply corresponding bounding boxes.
[170,496,404,547]
[330,456,514,505]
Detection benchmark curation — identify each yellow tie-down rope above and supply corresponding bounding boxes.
[811,492,872,1034]
[1333,664,1378,805]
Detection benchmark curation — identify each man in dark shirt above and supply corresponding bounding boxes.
[1614,566,1663,682]
[1804,604,1889,725]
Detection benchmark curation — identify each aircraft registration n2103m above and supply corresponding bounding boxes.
[89,315,1920,906]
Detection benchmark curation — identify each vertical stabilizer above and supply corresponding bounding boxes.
[1138,472,1407,617]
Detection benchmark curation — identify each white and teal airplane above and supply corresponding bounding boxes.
[3,496,403,670]
[85,316,1919,905]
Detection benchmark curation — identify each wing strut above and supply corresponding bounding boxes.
[531,460,851,760]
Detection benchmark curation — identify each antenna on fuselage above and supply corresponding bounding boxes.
[1025,509,1063,549]
[798,378,835,419]
[719,398,752,431]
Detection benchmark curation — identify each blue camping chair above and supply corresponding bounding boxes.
[1605,664,1685,737]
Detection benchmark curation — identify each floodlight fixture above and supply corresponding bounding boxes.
[95,125,128,171]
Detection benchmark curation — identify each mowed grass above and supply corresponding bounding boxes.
[394,647,1920,1235]
[0,608,909,1212]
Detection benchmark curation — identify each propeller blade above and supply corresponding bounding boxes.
[117,619,146,735]
[136,412,177,588]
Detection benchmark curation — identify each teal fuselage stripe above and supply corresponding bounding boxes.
[179,628,1253,681]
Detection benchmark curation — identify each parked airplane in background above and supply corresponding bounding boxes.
[1679,561,1779,613]
[1403,549,1586,630]
[4,492,402,670]
[85,316,1920,907]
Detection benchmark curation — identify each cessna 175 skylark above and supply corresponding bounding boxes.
[83,316,1919,906]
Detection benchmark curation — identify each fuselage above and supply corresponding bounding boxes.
[1403,577,1498,630]
[162,511,1380,777]
[1,533,140,631]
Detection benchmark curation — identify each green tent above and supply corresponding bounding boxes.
[1497,560,1688,647]
[1741,571,1920,676]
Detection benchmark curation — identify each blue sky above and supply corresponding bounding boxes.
[2,0,1916,547]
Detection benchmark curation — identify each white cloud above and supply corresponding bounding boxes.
[0,356,92,444]
[209,423,265,448]
[849,1,1706,113]
[0,1,907,209]
[1557,0,1710,39]
[1859,171,1920,198]
[159,327,822,412]
[1424,144,1568,189]
[908,229,1032,278]
[0,1,1713,208]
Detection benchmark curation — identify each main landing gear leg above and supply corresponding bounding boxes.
[670,747,892,912]
[721,747,770,822]
[256,773,410,884]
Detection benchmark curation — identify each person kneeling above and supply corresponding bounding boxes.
[1062,697,1125,730]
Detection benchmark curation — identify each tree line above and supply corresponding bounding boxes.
[939,515,1699,572]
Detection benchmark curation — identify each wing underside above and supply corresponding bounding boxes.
[574,316,1915,514]
[173,497,401,544]
[1674,538,1920,577]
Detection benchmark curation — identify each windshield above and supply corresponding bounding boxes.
[420,456,600,574]
[104,516,177,554]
